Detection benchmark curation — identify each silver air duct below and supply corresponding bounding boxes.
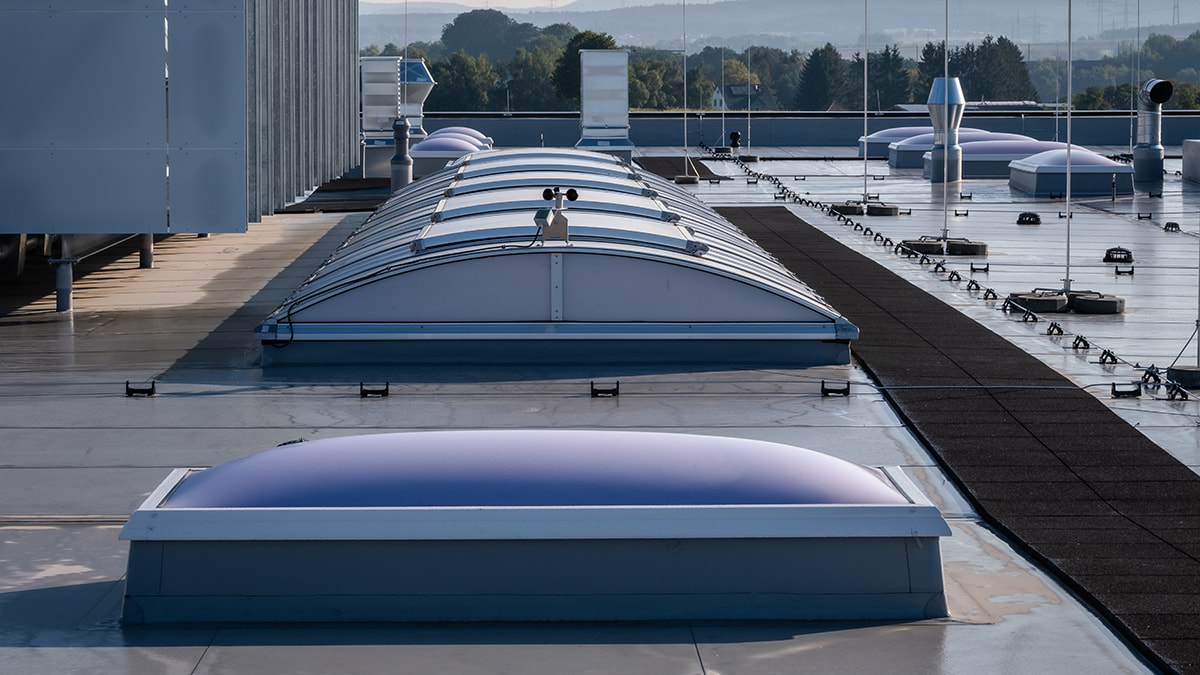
[927,77,965,183]
[1133,78,1173,183]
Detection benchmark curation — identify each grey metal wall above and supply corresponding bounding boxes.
[243,0,358,222]
[0,1,358,234]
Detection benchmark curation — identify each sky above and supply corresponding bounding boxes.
[364,1,675,11]
[366,1,574,10]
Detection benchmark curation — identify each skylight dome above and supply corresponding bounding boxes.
[161,430,912,509]
[121,430,951,623]
[1009,149,1135,196]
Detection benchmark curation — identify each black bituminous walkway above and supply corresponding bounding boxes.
[722,206,1200,675]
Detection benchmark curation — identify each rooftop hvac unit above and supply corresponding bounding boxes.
[576,50,634,160]
[361,57,436,177]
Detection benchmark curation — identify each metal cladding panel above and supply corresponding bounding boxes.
[169,149,248,233]
[169,4,247,233]
[0,9,166,147]
[0,6,168,233]
[169,7,245,149]
[1,1,356,231]
[244,0,356,221]
[1,149,167,234]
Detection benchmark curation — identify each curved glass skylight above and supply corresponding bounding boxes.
[255,148,859,364]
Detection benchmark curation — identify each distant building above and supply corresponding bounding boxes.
[712,83,778,111]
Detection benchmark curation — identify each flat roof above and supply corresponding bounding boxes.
[0,144,1179,673]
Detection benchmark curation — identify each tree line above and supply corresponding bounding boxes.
[361,9,1198,113]
[1026,31,1200,110]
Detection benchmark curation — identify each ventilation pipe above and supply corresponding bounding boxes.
[390,118,413,192]
[927,77,965,183]
[1133,79,1173,184]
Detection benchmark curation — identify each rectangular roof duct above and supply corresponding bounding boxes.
[576,50,634,160]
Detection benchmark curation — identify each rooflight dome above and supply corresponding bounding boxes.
[1009,148,1134,196]
[960,140,1079,155]
[894,130,1030,147]
[429,126,492,144]
[417,132,490,150]
[1012,148,1126,168]
[410,136,486,153]
[162,430,910,509]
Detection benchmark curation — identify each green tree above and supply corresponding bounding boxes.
[744,46,803,113]
[539,23,578,47]
[1168,81,1200,110]
[973,36,1038,101]
[426,51,499,112]
[873,44,911,108]
[688,67,714,111]
[795,43,847,110]
[949,43,977,98]
[360,44,381,57]
[723,59,754,85]
[551,30,618,105]
[1029,57,1066,102]
[503,47,565,111]
[1073,86,1108,110]
[628,58,682,110]
[440,9,535,63]
[915,41,946,98]
[1046,30,1200,100]
[381,43,404,57]
[847,44,911,110]
[1102,82,1136,110]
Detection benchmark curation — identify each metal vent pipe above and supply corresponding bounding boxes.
[1133,78,1173,183]
[927,77,965,183]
